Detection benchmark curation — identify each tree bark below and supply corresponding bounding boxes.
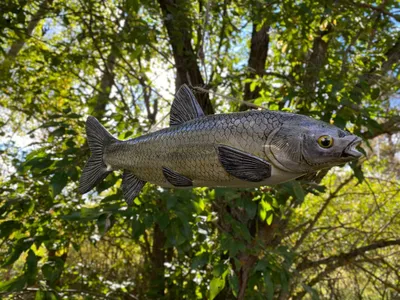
[237,255,258,299]
[149,223,167,297]
[92,49,118,119]
[158,0,214,115]
[242,22,269,107]
[233,15,270,300]
[303,26,332,98]
[89,20,129,119]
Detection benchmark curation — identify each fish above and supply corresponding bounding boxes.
[78,84,362,204]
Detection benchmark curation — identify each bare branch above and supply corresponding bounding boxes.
[355,263,400,293]
[294,175,355,250]
[361,115,400,139]
[348,1,400,22]
[298,238,400,271]
[6,0,52,60]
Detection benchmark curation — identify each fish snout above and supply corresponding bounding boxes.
[342,136,363,158]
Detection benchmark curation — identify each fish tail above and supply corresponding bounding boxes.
[78,116,118,194]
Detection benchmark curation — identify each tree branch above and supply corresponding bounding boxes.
[348,1,400,22]
[361,115,400,139]
[293,175,354,250]
[7,0,52,60]
[353,36,400,93]
[298,238,400,271]
[355,263,400,293]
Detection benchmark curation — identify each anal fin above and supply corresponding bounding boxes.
[162,167,193,187]
[122,170,146,205]
[217,145,271,182]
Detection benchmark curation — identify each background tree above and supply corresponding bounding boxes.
[0,0,399,299]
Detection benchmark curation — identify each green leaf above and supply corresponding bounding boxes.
[51,126,65,137]
[2,238,34,267]
[61,207,104,221]
[132,218,145,239]
[264,272,274,300]
[228,273,239,297]
[0,276,26,292]
[0,220,22,239]
[34,290,58,300]
[244,199,257,219]
[50,172,68,197]
[266,213,274,225]
[35,290,46,300]
[157,213,170,230]
[371,87,380,100]
[26,249,38,284]
[209,275,226,300]
[259,207,266,221]
[221,234,245,257]
[166,196,177,209]
[280,271,289,292]
[301,283,320,300]
[97,213,114,236]
[350,161,364,183]
[42,257,64,286]
[291,182,305,201]
[191,252,209,269]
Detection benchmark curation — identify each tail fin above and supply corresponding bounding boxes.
[79,116,117,194]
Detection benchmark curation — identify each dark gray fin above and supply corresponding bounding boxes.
[122,170,146,205]
[217,145,272,182]
[79,116,118,194]
[170,84,205,126]
[162,167,193,187]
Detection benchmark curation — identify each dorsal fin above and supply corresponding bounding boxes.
[170,84,205,126]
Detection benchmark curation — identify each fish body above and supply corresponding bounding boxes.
[79,85,362,204]
[105,110,300,188]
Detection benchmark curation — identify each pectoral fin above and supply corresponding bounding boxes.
[162,167,193,187]
[217,145,272,182]
[122,170,146,205]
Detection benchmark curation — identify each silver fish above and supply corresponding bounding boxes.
[79,85,362,204]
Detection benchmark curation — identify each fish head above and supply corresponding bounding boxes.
[301,121,363,170]
[265,115,363,173]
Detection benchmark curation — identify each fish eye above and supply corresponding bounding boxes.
[318,135,334,148]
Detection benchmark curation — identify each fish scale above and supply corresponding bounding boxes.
[105,110,283,187]
[79,84,362,205]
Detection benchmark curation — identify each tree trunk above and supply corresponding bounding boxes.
[149,223,167,297]
[92,48,118,119]
[242,22,269,107]
[303,27,332,98]
[158,0,214,115]
[235,17,270,299]
[237,255,258,299]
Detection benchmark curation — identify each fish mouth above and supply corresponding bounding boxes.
[342,137,363,158]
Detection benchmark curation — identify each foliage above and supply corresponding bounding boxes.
[1,0,399,299]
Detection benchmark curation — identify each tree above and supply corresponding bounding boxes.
[0,0,399,299]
